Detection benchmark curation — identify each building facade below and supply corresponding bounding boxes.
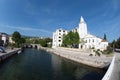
[52,29,68,48]
[52,16,108,50]
[0,32,9,46]
[9,36,15,44]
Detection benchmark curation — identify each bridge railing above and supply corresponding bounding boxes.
[102,56,115,80]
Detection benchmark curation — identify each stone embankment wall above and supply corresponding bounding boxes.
[0,48,21,62]
[38,47,112,68]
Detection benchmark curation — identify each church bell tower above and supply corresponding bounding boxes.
[78,16,88,38]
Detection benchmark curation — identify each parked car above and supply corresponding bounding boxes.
[0,46,6,53]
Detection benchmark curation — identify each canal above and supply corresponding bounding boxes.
[0,49,105,80]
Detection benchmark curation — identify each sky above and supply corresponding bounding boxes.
[0,0,120,42]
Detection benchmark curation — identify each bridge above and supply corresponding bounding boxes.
[23,44,42,49]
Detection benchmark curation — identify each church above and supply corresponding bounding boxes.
[52,16,108,51]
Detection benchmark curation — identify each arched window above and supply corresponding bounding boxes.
[93,39,94,43]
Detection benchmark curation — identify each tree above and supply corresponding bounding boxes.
[25,37,52,47]
[73,32,80,45]
[62,31,80,48]
[12,31,21,47]
[20,38,26,44]
[62,34,69,47]
[110,40,116,48]
[38,38,52,47]
[33,39,39,44]
[12,31,26,47]
[110,37,120,49]
[45,38,52,43]
[45,38,52,47]
[39,39,47,47]
[116,37,120,49]
[104,33,107,40]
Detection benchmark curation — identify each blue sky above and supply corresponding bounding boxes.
[0,0,120,42]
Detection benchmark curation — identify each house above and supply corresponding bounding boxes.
[0,32,9,46]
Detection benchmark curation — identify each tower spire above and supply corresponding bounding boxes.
[80,16,84,22]
[78,16,87,38]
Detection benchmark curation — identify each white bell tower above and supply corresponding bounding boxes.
[78,16,87,38]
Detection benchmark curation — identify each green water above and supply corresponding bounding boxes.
[0,49,105,80]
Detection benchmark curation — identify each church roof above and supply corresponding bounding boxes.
[83,33,103,40]
[83,34,97,38]
[101,39,107,42]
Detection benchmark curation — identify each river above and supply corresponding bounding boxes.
[0,48,105,80]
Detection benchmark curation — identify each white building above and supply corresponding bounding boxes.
[52,29,68,48]
[52,16,108,50]
[0,32,9,46]
[9,36,15,44]
[78,16,87,38]
[81,34,108,51]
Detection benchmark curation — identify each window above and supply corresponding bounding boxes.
[59,40,61,42]
[59,36,61,38]
[93,39,94,43]
[104,44,106,48]
[59,33,61,35]
[59,30,61,32]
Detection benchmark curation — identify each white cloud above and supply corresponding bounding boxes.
[0,24,52,34]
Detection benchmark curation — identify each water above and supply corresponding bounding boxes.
[0,49,105,80]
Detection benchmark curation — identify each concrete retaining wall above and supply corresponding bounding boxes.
[38,47,112,68]
[0,48,21,62]
[102,56,115,80]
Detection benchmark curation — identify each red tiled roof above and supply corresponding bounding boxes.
[101,39,107,42]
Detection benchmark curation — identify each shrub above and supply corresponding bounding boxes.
[89,54,93,56]
[103,46,113,54]
[95,50,101,56]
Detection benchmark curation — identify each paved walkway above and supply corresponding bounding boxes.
[109,52,120,80]
[0,48,20,56]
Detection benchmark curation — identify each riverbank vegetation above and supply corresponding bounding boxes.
[10,31,26,48]
[110,37,120,49]
[8,31,52,48]
[91,36,120,56]
[92,46,113,56]
[25,37,52,47]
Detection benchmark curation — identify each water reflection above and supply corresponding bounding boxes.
[51,51,105,80]
[0,49,105,80]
